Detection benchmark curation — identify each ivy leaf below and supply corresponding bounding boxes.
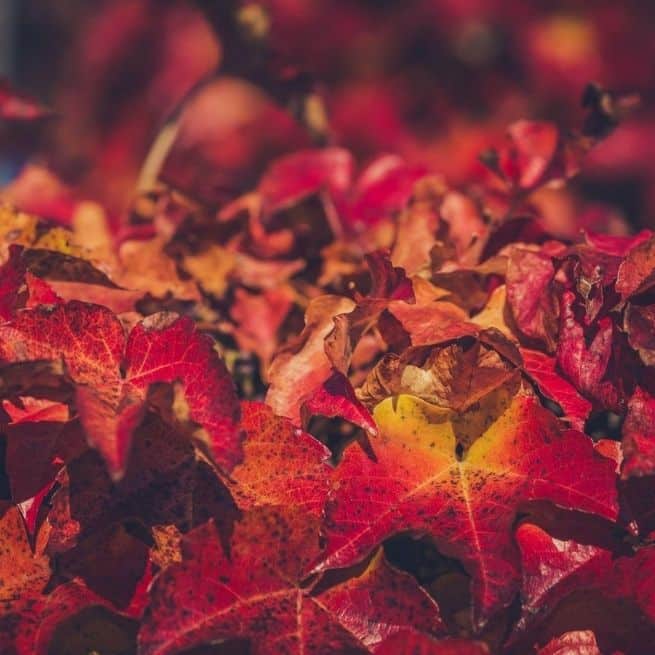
[139,508,443,655]
[0,302,241,479]
[520,348,592,430]
[506,247,557,351]
[317,390,618,627]
[621,387,655,478]
[225,401,332,515]
[376,631,489,655]
[616,235,655,299]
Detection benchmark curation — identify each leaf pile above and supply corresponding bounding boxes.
[1,9,655,655]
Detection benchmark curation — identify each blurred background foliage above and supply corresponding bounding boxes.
[1,0,654,230]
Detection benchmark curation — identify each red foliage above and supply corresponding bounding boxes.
[0,3,654,654]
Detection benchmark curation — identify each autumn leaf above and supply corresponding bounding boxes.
[506,246,557,351]
[139,508,443,655]
[536,630,602,655]
[621,387,655,478]
[624,302,655,367]
[266,294,375,433]
[225,401,332,515]
[514,522,613,632]
[317,390,618,627]
[0,504,51,653]
[514,521,655,651]
[616,235,655,299]
[1,396,85,508]
[556,291,620,410]
[520,348,592,430]
[376,631,489,655]
[0,302,241,479]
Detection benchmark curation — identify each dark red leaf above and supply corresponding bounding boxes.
[621,387,655,478]
[0,303,241,479]
[376,631,489,654]
[616,235,655,299]
[139,508,443,654]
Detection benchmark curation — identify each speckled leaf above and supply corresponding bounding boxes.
[0,504,51,654]
[226,401,332,515]
[139,508,443,655]
[0,303,241,478]
[122,313,241,472]
[318,391,618,627]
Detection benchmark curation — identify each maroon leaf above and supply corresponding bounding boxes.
[616,235,655,299]
[621,387,655,478]
[376,631,489,654]
[139,509,443,655]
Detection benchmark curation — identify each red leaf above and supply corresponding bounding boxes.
[515,522,612,632]
[123,313,241,469]
[515,522,655,649]
[610,547,655,624]
[624,303,655,367]
[536,630,602,655]
[439,192,487,260]
[259,147,354,215]
[304,370,378,434]
[376,631,489,655]
[506,247,557,350]
[520,349,592,430]
[317,391,618,627]
[227,401,332,515]
[348,156,426,231]
[583,230,652,257]
[229,287,294,367]
[616,235,655,299]
[365,250,415,302]
[0,303,241,479]
[556,291,619,410]
[504,121,560,190]
[139,509,443,655]
[1,396,84,505]
[621,387,655,478]
[25,273,62,307]
[266,294,356,423]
